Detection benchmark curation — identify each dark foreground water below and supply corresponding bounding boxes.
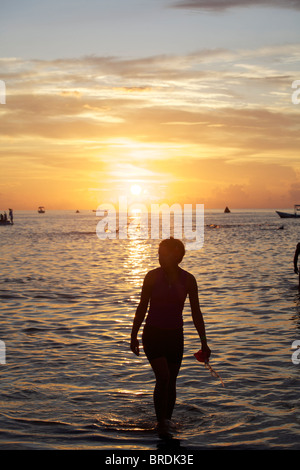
[0,209,300,450]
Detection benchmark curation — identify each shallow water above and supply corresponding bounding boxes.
[0,209,300,450]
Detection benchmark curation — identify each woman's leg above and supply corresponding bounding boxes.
[149,356,170,424]
[165,360,181,420]
[149,357,181,437]
[143,326,183,434]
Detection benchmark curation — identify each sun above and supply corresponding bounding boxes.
[130,184,142,196]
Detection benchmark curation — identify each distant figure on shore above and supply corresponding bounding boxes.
[130,237,211,438]
[294,242,300,288]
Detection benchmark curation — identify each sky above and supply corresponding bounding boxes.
[0,0,300,210]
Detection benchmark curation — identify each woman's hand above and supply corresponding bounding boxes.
[130,337,140,356]
[201,342,211,360]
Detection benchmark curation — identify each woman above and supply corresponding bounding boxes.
[130,237,211,438]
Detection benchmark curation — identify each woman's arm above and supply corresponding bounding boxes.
[188,273,211,357]
[130,271,153,355]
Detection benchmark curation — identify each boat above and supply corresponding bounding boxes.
[276,205,300,218]
[0,208,13,225]
[0,219,13,226]
[38,206,45,213]
[224,206,231,213]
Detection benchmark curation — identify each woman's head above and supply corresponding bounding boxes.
[158,237,185,267]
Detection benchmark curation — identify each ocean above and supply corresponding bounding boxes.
[0,209,299,451]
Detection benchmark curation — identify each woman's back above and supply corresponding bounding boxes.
[146,267,189,329]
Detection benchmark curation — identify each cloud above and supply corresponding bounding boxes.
[171,0,300,12]
[1,46,299,159]
[1,44,299,208]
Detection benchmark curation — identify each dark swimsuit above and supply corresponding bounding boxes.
[142,267,189,364]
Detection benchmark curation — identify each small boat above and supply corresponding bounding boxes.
[0,219,12,226]
[276,205,300,218]
[224,206,231,213]
[0,208,13,225]
[38,206,45,213]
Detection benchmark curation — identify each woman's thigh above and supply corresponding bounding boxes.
[150,356,170,384]
[149,356,181,385]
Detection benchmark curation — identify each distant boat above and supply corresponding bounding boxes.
[0,208,13,225]
[224,206,231,213]
[0,219,12,226]
[276,205,300,218]
[38,206,45,213]
[76,210,80,213]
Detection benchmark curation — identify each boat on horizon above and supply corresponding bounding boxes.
[276,205,300,218]
[38,206,45,213]
[0,219,13,225]
[0,208,13,225]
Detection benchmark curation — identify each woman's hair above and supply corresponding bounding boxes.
[159,237,185,263]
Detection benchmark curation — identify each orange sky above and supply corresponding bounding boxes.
[1,2,300,210]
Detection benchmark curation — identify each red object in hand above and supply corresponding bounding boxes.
[194,349,209,363]
[194,349,225,387]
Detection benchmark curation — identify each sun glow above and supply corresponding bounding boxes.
[130,184,142,196]
[130,207,142,215]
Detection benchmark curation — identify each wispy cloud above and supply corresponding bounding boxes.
[171,0,300,12]
[1,45,299,155]
[1,41,299,208]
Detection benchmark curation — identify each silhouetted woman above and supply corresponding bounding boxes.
[130,237,211,438]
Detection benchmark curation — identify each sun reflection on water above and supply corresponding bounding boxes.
[122,236,154,290]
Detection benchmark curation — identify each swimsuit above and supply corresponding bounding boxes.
[142,325,184,363]
[146,267,188,329]
[142,267,189,363]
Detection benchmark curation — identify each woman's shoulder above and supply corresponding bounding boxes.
[179,267,194,279]
[144,267,161,283]
[179,268,197,288]
[147,267,161,275]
